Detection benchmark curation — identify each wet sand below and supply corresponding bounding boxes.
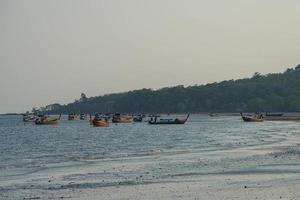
[2,135,300,200]
[75,174,300,200]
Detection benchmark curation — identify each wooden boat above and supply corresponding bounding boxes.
[35,115,61,125]
[23,114,37,122]
[112,113,132,123]
[90,114,109,127]
[241,113,263,122]
[148,114,190,125]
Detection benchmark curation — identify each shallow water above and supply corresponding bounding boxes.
[0,114,300,199]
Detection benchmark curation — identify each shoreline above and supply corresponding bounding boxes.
[1,130,300,200]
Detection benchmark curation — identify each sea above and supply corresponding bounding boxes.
[0,114,300,199]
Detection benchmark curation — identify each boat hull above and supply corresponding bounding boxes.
[148,120,186,125]
[148,114,189,125]
[91,120,109,127]
[35,119,60,125]
[133,117,143,122]
[241,116,263,122]
[23,118,36,122]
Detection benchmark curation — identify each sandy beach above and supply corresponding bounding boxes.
[1,128,300,199]
[76,174,300,200]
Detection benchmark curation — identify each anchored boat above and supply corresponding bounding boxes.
[90,114,109,127]
[209,113,219,117]
[133,114,144,122]
[240,113,263,122]
[23,114,37,122]
[148,114,190,125]
[35,115,61,125]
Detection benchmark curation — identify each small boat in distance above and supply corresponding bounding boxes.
[23,114,37,122]
[35,115,61,125]
[90,114,109,127]
[68,113,76,120]
[133,114,143,122]
[209,113,218,117]
[80,113,86,120]
[112,113,132,123]
[240,113,263,122]
[148,114,190,125]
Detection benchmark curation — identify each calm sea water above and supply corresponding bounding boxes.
[0,114,299,198]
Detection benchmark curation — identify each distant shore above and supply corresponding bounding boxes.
[0,113,23,116]
[3,112,300,117]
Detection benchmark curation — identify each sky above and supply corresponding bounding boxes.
[1,0,300,113]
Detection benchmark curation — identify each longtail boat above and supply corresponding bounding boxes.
[35,115,61,125]
[148,114,190,125]
[112,113,132,123]
[241,113,263,122]
[23,114,37,122]
[90,114,109,127]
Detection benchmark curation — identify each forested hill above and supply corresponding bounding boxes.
[36,65,300,114]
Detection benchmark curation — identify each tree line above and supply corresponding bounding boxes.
[34,65,300,114]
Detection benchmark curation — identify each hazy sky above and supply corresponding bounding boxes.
[1,0,300,113]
